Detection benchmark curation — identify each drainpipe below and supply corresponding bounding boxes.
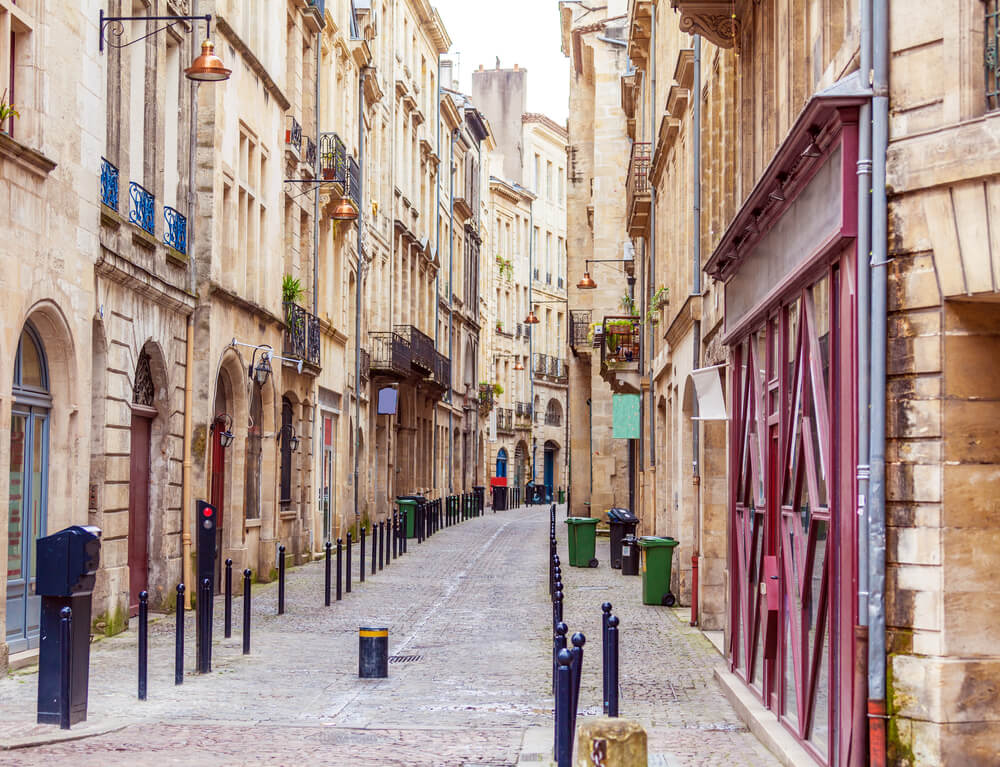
[181,0,201,607]
[645,0,656,477]
[627,274,636,513]
[448,128,456,492]
[867,0,889,763]
[853,0,874,762]
[529,201,535,485]
[353,67,368,523]
[690,35,703,626]
[433,55,441,493]
[313,16,322,549]
[587,397,593,503]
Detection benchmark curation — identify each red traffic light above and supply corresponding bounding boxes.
[202,506,213,518]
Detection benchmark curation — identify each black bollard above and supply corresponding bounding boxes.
[401,511,407,554]
[59,607,72,730]
[175,584,185,685]
[242,569,252,655]
[607,615,620,717]
[553,588,563,628]
[224,559,233,638]
[360,526,366,582]
[346,532,352,593]
[336,538,343,601]
[378,522,384,570]
[359,627,388,678]
[371,522,377,574]
[602,602,613,714]
[325,541,332,606]
[137,591,148,701]
[553,621,568,694]
[555,648,573,766]
[392,514,398,559]
[384,516,391,564]
[198,578,212,673]
[569,632,586,725]
[277,545,286,615]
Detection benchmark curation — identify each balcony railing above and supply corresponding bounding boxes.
[308,0,326,15]
[515,401,533,420]
[360,347,370,383]
[434,351,451,396]
[626,142,652,236]
[320,132,347,181]
[497,408,514,434]
[347,155,362,208]
[533,353,568,382]
[283,302,321,367]
[602,316,641,366]
[286,115,302,153]
[163,206,187,254]
[394,324,434,372]
[369,331,411,377]
[305,136,317,168]
[478,383,495,413]
[101,157,119,211]
[129,181,155,235]
[571,310,592,350]
[533,267,540,280]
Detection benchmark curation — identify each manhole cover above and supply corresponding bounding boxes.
[389,654,422,664]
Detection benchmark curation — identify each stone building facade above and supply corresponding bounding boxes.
[567,0,1000,765]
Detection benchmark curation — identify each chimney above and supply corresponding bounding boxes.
[514,63,519,71]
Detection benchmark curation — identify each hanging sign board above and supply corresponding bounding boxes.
[377,387,398,415]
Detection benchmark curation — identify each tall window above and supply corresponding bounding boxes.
[988,0,1000,111]
[245,383,263,520]
[547,161,554,201]
[0,0,34,140]
[279,397,294,507]
[239,129,268,302]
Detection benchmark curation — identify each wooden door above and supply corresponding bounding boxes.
[128,413,151,614]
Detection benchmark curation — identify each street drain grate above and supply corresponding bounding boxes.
[388,654,422,664]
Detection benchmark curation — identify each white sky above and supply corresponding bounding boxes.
[432,0,570,125]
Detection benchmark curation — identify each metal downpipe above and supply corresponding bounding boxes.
[433,55,442,493]
[868,0,890,763]
[691,35,702,622]
[448,129,456,492]
[353,68,367,523]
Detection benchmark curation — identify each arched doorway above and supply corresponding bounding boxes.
[496,448,508,479]
[514,441,528,490]
[543,440,560,502]
[128,349,156,614]
[8,323,51,652]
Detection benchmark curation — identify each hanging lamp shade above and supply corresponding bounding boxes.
[185,40,232,82]
[331,196,359,221]
[577,271,597,290]
[514,360,525,371]
[524,310,540,325]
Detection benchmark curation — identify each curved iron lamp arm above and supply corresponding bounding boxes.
[99,10,212,52]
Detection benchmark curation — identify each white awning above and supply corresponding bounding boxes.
[688,365,728,421]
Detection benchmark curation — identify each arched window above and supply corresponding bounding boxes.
[279,397,293,507]
[546,398,563,427]
[9,323,51,651]
[496,448,508,479]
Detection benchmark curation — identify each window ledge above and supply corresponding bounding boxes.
[245,518,262,529]
[0,132,57,179]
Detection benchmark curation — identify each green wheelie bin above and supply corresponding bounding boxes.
[638,536,680,605]
[564,517,600,568]
[397,499,418,538]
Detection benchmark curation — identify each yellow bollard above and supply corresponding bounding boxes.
[575,718,648,767]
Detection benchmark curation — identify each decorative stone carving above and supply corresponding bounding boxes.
[670,1,752,50]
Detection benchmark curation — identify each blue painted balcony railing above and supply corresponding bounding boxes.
[305,136,317,168]
[101,158,119,211]
[163,206,187,254]
[286,115,302,153]
[129,181,155,235]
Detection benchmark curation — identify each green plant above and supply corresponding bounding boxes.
[620,292,637,317]
[0,89,19,130]
[497,257,513,280]
[646,286,669,325]
[282,274,305,305]
[492,383,504,396]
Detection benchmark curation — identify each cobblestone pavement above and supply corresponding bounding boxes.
[0,506,779,766]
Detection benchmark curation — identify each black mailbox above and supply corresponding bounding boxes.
[36,525,101,726]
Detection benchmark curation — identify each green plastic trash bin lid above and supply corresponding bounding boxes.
[564,517,600,568]
[396,499,418,538]
[637,536,679,606]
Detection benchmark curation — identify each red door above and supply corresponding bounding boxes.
[210,420,227,589]
[128,414,152,614]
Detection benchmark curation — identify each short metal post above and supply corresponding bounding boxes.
[277,544,286,615]
[360,526,366,582]
[371,522,377,574]
[402,511,407,554]
[138,591,148,701]
[325,541,332,606]
[569,632,586,725]
[242,569,252,655]
[175,583,185,685]
[378,522,384,570]
[346,531,352,593]
[602,602,612,714]
[390,514,396,560]
[607,615,619,717]
[224,559,233,638]
[384,516,391,563]
[198,578,212,673]
[555,648,573,766]
[336,538,343,601]
[59,607,72,730]
[553,589,563,629]
[553,621,567,694]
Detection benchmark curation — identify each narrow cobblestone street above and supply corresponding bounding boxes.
[0,507,777,766]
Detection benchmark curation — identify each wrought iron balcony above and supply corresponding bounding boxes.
[369,331,411,378]
[308,0,325,17]
[533,353,568,382]
[434,351,451,398]
[283,302,322,368]
[101,157,119,211]
[360,347,370,383]
[129,181,155,235]
[626,142,652,237]
[163,206,187,254]
[571,310,592,352]
[286,115,302,153]
[497,408,514,434]
[394,324,434,372]
[320,132,347,181]
[478,383,495,414]
[515,401,533,420]
[305,136,317,168]
[347,155,362,208]
[533,267,540,280]
[545,408,563,427]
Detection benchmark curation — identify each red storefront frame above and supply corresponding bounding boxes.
[709,92,866,767]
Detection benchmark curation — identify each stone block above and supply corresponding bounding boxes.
[941,527,1000,592]
[887,397,941,440]
[890,526,941,565]
[888,461,942,503]
[943,591,1000,655]
[943,335,1000,399]
[889,253,941,312]
[943,399,1000,463]
[574,718,646,767]
[892,655,1000,726]
[942,463,1000,529]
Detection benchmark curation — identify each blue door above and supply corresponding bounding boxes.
[496,448,508,479]
[543,448,555,502]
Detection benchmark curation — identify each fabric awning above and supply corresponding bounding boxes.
[688,365,728,421]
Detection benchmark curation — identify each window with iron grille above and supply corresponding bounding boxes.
[988,0,1000,111]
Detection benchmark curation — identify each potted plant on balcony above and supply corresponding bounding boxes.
[605,318,636,362]
[646,286,669,325]
[283,274,305,332]
[0,89,19,135]
[496,320,504,333]
[588,321,604,348]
